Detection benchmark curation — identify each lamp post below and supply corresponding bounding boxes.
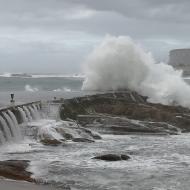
[10,93,15,106]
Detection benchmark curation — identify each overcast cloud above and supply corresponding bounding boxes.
[0,0,189,73]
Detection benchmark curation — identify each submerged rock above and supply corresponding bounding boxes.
[93,154,130,161]
[0,160,33,182]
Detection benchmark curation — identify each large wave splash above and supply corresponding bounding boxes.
[82,35,190,107]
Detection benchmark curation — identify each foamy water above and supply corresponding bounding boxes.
[1,125,190,190]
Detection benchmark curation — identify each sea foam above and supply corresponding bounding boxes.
[82,35,190,107]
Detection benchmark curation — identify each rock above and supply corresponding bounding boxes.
[76,115,180,135]
[59,92,190,133]
[121,154,131,160]
[80,127,102,140]
[93,154,130,161]
[40,139,63,146]
[55,121,101,141]
[60,92,147,120]
[72,138,95,143]
[0,160,33,182]
[37,120,100,145]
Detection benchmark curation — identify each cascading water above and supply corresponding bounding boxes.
[28,106,39,120]
[34,104,43,119]
[0,103,43,144]
[0,130,6,144]
[0,115,12,141]
[2,112,14,137]
[2,112,20,140]
[18,107,28,123]
[18,104,42,123]
[36,104,41,110]
[23,106,33,122]
[7,110,18,126]
[7,110,22,139]
[32,105,41,119]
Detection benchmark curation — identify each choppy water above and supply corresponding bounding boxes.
[0,75,86,107]
[1,129,190,190]
[0,76,83,92]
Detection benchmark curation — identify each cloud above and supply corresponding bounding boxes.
[69,0,190,23]
[0,0,189,73]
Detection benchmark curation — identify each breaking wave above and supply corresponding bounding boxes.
[53,87,72,92]
[82,35,190,107]
[25,85,39,92]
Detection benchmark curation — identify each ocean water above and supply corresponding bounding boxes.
[1,74,190,189]
[1,130,190,190]
[0,74,86,107]
[0,75,83,92]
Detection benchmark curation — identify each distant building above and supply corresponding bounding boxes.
[169,49,190,76]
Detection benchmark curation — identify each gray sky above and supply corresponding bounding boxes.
[0,0,190,74]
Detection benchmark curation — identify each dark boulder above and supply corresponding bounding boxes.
[40,139,63,146]
[93,154,130,161]
[121,154,131,160]
[72,138,95,143]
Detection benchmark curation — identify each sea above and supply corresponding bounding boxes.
[1,73,190,190]
[0,73,86,107]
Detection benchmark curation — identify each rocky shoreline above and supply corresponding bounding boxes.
[1,91,190,185]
